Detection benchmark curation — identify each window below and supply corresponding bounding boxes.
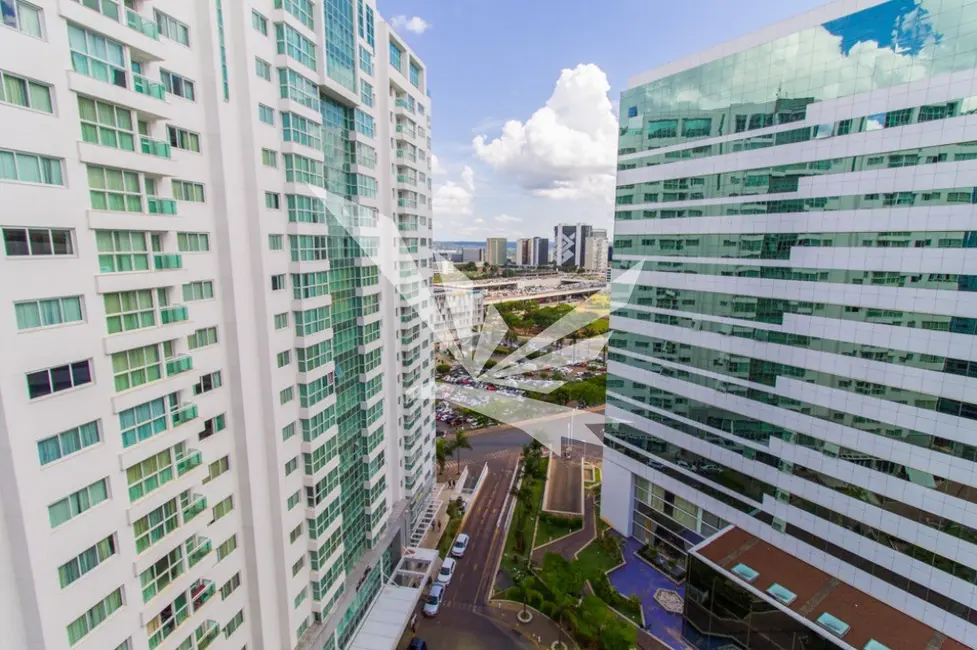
[767,583,797,605]
[280,386,294,404]
[48,478,108,527]
[274,312,289,329]
[3,227,71,256]
[268,234,283,251]
[255,57,271,80]
[216,534,237,561]
[281,112,323,150]
[284,153,324,186]
[58,535,116,587]
[278,67,320,111]
[193,371,222,395]
[389,41,402,70]
[204,456,230,484]
[258,103,275,125]
[199,413,226,442]
[68,24,126,87]
[119,397,168,447]
[285,457,297,475]
[37,420,100,465]
[154,10,189,46]
[282,422,295,440]
[87,165,142,212]
[0,70,52,112]
[177,232,209,252]
[78,96,134,151]
[277,350,291,368]
[252,9,267,34]
[360,80,373,106]
[167,126,200,152]
[265,191,281,209]
[211,495,233,521]
[276,23,316,70]
[188,326,218,349]
[172,179,204,202]
[271,274,286,291]
[409,62,419,87]
[261,148,278,167]
[160,69,195,100]
[359,46,373,75]
[27,359,92,399]
[2,0,42,37]
[0,148,63,185]
[111,343,162,391]
[65,587,123,646]
[355,109,374,137]
[286,490,300,509]
[182,280,214,301]
[220,573,240,600]
[289,524,302,543]
[276,0,314,29]
[15,296,83,330]
[294,588,307,608]
[292,556,304,576]
[223,610,244,638]
[96,230,148,272]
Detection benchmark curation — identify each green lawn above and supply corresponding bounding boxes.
[437,513,463,559]
[500,458,549,578]
[575,536,620,574]
[534,513,583,547]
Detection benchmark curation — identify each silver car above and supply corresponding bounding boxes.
[450,533,470,558]
[422,584,444,617]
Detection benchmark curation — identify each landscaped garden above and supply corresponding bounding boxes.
[534,512,583,547]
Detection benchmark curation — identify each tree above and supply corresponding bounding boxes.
[541,590,577,648]
[510,574,542,617]
[450,430,472,475]
[436,438,448,475]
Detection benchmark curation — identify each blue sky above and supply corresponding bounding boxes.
[379,0,827,241]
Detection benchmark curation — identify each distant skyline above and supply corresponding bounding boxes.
[376,0,828,240]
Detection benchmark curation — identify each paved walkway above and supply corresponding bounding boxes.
[543,455,583,514]
[485,600,578,649]
[607,538,695,650]
[531,492,597,565]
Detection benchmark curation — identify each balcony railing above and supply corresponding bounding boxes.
[154,253,183,270]
[165,354,193,377]
[181,493,207,523]
[126,8,160,39]
[395,150,417,162]
[171,403,198,427]
[140,136,172,158]
[133,74,166,100]
[186,535,212,568]
[176,449,203,476]
[160,305,189,324]
[148,197,177,215]
[397,199,418,209]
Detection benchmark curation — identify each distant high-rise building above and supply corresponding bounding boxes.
[584,230,609,273]
[485,237,508,265]
[603,1,977,647]
[516,238,533,266]
[531,237,549,267]
[461,247,484,263]
[554,223,592,268]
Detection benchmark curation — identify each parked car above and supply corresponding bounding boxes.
[451,533,470,558]
[437,557,456,585]
[698,463,721,473]
[407,639,428,650]
[423,584,444,616]
[676,460,695,471]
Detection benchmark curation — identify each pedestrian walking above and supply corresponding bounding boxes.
[410,613,417,633]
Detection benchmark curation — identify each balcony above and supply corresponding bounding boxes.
[165,354,193,377]
[125,8,159,39]
[133,73,166,100]
[395,98,414,114]
[154,253,183,270]
[176,448,203,476]
[148,196,177,215]
[397,199,418,209]
[395,150,417,163]
[160,305,189,324]
[186,535,212,568]
[181,493,207,524]
[171,403,198,427]
[140,136,172,159]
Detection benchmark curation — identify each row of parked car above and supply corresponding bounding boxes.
[422,533,470,617]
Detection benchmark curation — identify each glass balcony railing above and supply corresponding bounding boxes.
[154,254,183,270]
[176,449,202,475]
[165,354,193,377]
[195,621,220,650]
[171,403,198,427]
[148,197,177,215]
[186,536,212,568]
[397,199,418,209]
[126,8,160,39]
[395,98,411,110]
[160,305,189,324]
[181,494,207,523]
[140,136,172,158]
[395,150,417,162]
[133,74,166,100]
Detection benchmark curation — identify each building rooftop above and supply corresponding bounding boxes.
[694,527,968,650]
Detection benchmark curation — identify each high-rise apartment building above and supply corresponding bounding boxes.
[0,2,436,650]
[515,238,532,266]
[485,237,507,265]
[531,236,549,267]
[584,228,609,273]
[603,0,977,647]
[554,223,591,268]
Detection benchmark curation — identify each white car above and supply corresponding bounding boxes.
[436,558,456,585]
[451,533,470,558]
[423,584,444,617]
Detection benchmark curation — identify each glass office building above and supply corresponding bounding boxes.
[601,1,977,647]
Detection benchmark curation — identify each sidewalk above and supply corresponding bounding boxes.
[531,491,597,565]
[484,600,578,649]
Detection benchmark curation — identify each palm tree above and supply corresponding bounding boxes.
[510,574,542,617]
[542,590,577,647]
[436,438,448,475]
[451,430,472,476]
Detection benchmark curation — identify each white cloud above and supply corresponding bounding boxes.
[433,165,475,217]
[474,218,485,224]
[494,214,522,223]
[473,63,617,203]
[430,154,446,175]
[390,15,430,34]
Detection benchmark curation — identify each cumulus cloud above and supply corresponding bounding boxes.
[390,15,430,34]
[494,214,522,223]
[430,154,446,175]
[473,64,617,202]
[433,165,475,217]
[474,218,485,224]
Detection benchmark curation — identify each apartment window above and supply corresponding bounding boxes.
[0,69,52,112]
[354,110,375,138]
[281,112,323,149]
[409,62,420,87]
[96,230,149,272]
[78,97,135,150]
[104,291,154,334]
[58,535,116,587]
[276,0,314,29]
[292,556,304,576]
[359,46,373,75]
[211,495,233,521]
[277,350,291,368]
[284,153,324,186]
[286,490,300,509]
[119,397,168,447]
[204,456,230,484]
[48,478,108,527]
[27,359,92,399]
[182,280,214,301]
[87,165,142,212]
[3,227,71,256]
[274,312,289,330]
[280,386,294,404]
[265,191,281,209]
[216,534,237,561]
[285,457,297,476]
[126,448,175,501]
[167,126,200,152]
[111,343,162,391]
[261,148,278,167]
[282,422,295,440]
[258,103,275,125]
[289,524,302,543]
[177,232,209,252]
[2,0,42,37]
[360,79,373,106]
[223,610,244,639]
[37,420,100,465]
[275,23,316,70]
[65,587,123,646]
[154,10,189,46]
[271,274,286,291]
[268,234,283,250]
[389,41,402,70]
[279,67,320,111]
[68,24,126,87]
[255,57,271,80]
[220,573,240,600]
[172,179,204,202]
[160,69,195,100]
[15,296,83,330]
[252,9,267,34]
[199,413,226,441]
[0,148,63,185]
[188,326,218,349]
[193,370,222,395]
